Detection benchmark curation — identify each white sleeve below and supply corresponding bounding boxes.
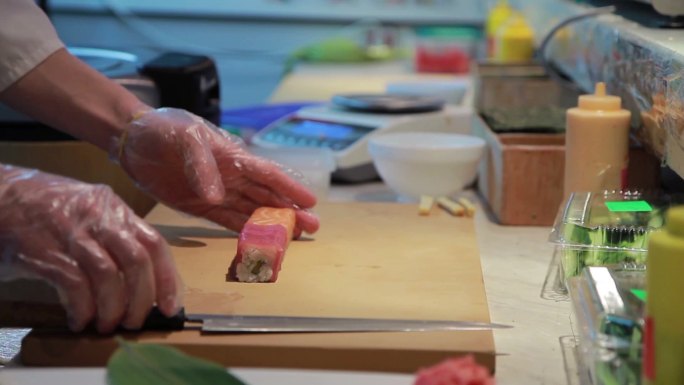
[0,0,65,92]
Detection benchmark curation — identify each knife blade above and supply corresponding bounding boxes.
[190,313,510,333]
[0,302,511,333]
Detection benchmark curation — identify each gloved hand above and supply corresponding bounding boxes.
[0,165,182,333]
[112,108,320,237]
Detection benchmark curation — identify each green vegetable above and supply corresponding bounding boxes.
[647,208,665,228]
[563,223,590,244]
[596,361,621,385]
[596,358,640,385]
[629,327,643,361]
[561,221,654,278]
[107,338,247,385]
[282,36,407,75]
[562,249,581,278]
[293,37,370,63]
[251,260,265,275]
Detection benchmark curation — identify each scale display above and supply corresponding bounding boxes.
[257,118,375,150]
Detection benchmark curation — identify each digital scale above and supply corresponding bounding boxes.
[252,94,474,182]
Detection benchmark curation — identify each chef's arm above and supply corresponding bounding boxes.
[0,48,150,151]
[0,0,149,152]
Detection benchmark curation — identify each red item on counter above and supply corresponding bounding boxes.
[414,355,494,385]
[227,207,296,283]
[643,316,655,380]
[415,45,471,74]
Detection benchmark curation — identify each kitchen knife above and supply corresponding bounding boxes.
[0,302,511,333]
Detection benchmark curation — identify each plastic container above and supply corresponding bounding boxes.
[564,82,631,200]
[248,146,336,201]
[643,206,684,384]
[549,190,680,283]
[413,26,480,74]
[569,266,646,385]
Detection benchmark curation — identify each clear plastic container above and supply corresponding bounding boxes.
[413,26,481,74]
[549,190,680,282]
[248,146,336,201]
[568,266,646,385]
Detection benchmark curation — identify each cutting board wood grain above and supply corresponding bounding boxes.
[20,202,495,373]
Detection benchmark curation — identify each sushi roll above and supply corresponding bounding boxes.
[228,207,296,283]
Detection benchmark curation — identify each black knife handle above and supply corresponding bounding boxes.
[141,306,186,331]
[0,301,186,332]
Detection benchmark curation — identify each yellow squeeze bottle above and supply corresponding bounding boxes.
[493,12,534,62]
[643,206,684,384]
[485,0,513,58]
[563,82,631,199]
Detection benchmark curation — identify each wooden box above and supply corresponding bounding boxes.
[474,61,579,112]
[474,117,662,226]
[474,116,566,226]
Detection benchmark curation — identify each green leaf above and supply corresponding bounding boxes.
[107,337,247,385]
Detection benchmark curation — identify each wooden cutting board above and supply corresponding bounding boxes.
[20,201,495,373]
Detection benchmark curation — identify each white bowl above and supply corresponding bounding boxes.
[368,132,486,200]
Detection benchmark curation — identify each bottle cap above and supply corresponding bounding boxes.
[578,82,622,111]
[666,206,684,238]
[497,13,534,39]
[486,0,513,36]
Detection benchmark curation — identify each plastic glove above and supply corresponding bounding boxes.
[0,165,182,333]
[112,108,320,237]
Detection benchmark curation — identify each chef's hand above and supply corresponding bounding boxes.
[112,108,320,237]
[0,165,182,333]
